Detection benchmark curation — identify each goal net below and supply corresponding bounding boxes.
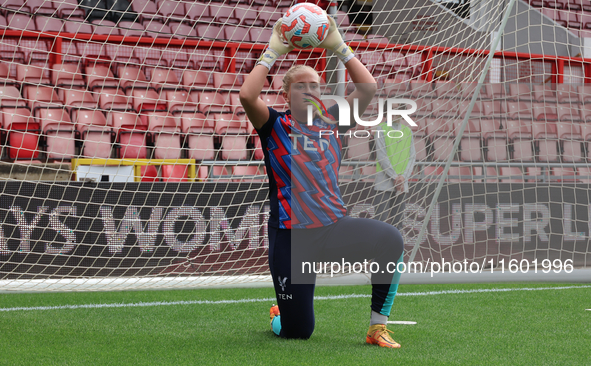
[0,0,589,291]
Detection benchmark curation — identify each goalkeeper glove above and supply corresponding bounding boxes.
[318,15,355,64]
[256,20,294,70]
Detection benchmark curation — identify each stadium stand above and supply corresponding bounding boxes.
[0,0,587,183]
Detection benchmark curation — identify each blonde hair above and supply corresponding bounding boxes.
[282,65,319,95]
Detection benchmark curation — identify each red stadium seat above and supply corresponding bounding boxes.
[108,112,148,159]
[156,0,186,22]
[2,107,40,159]
[143,20,172,38]
[430,98,458,117]
[197,92,231,114]
[457,100,483,118]
[7,14,35,31]
[409,80,433,98]
[185,1,214,23]
[91,20,121,36]
[165,90,199,114]
[51,64,86,88]
[532,102,558,121]
[505,101,533,120]
[181,112,215,161]
[234,6,265,27]
[23,85,62,112]
[182,70,214,90]
[557,122,584,162]
[147,112,182,160]
[532,84,557,103]
[532,121,559,162]
[98,89,132,111]
[505,119,533,161]
[60,89,98,113]
[0,61,17,87]
[556,84,579,103]
[16,64,50,85]
[186,50,222,72]
[212,72,243,90]
[577,85,591,104]
[561,9,581,27]
[35,16,64,32]
[150,67,183,91]
[480,119,508,161]
[509,84,534,101]
[118,66,151,91]
[345,130,372,161]
[427,119,456,161]
[557,104,581,122]
[224,92,245,114]
[85,65,119,91]
[525,166,543,182]
[384,80,409,97]
[74,109,112,158]
[580,103,591,122]
[374,52,408,78]
[257,5,283,27]
[128,88,166,124]
[0,86,26,107]
[460,83,484,99]
[214,113,248,160]
[209,3,239,25]
[27,0,57,16]
[139,165,159,182]
[131,0,160,22]
[119,21,145,38]
[170,22,197,38]
[249,28,273,44]
[55,0,86,18]
[454,119,482,162]
[434,81,461,99]
[483,83,507,100]
[196,24,224,40]
[260,93,287,112]
[161,164,189,182]
[37,107,76,160]
[413,135,427,161]
[63,20,93,34]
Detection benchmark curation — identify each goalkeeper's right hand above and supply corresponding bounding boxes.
[256,20,294,70]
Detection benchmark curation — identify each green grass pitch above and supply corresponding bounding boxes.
[0,283,589,365]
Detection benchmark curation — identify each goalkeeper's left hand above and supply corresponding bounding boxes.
[318,15,355,64]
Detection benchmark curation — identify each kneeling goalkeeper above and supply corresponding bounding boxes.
[239,16,405,348]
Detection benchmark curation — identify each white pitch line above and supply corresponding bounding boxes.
[0,285,589,313]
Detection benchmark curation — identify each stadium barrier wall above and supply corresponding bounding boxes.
[0,181,589,280]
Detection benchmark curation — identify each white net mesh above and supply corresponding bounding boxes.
[0,0,588,291]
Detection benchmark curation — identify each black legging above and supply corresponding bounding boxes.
[268,216,404,339]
